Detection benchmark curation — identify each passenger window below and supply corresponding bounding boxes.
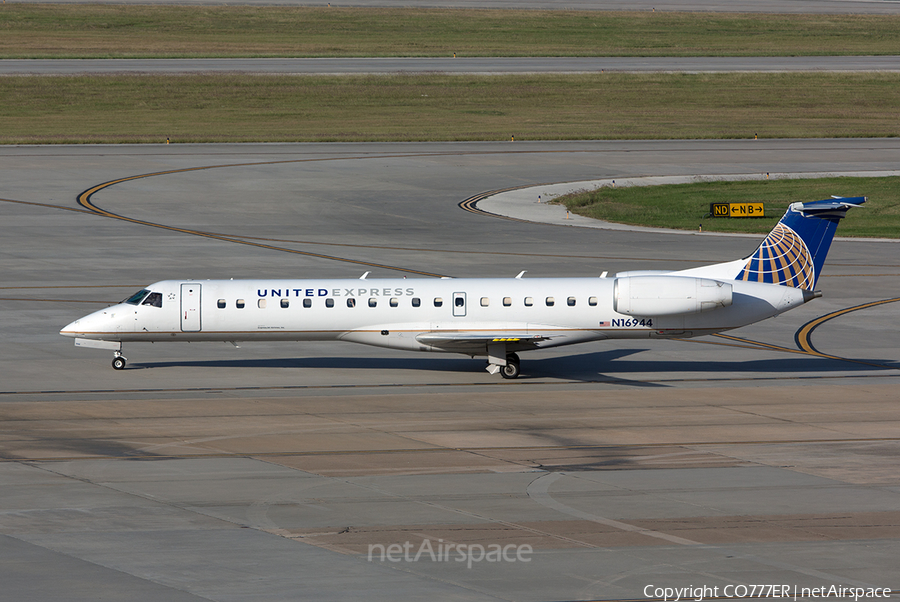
[141,292,163,308]
[455,297,464,307]
[303,299,312,308]
[412,297,421,307]
[589,296,598,306]
[369,298,377,308]
[524,297,533,307]
[390,298,399,307]
[503,297,512,307]
[217,299,226,309]
[347,298,356,308]
[281,299,289,308]
[236,299,245,309]
[567,297,576,307]
[258,299,267,309]
[546,297,555,307]
[326,298,334,308]
[434,297,443,307]
[480,297,489,307]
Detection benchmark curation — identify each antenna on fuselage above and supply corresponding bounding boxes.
[359,271,370,280]
[515,271,526,279]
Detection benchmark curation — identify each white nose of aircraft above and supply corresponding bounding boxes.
[59,306,124,339]
[59,317,81,337]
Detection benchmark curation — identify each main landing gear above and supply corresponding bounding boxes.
[486,341,522,379]
[112,350,127,370]
[499,353,520,380]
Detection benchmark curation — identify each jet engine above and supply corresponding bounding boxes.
[614,276,733,317]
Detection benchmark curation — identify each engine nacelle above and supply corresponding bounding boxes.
[614,276,733,317]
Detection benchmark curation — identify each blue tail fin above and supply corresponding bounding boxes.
[736,197,865,290]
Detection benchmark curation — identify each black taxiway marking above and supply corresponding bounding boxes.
[77,163,448,278]
[796,297,900,357]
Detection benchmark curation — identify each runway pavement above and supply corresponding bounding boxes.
[1,140,899,601]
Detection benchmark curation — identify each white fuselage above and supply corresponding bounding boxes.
[60,276,810,355]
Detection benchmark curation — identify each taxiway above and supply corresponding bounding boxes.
[1,140,899,601]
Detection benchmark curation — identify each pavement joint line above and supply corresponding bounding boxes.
[532,472,882,589]
[2,369,898,397]
[0,373,894,397]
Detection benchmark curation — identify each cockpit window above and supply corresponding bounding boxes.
[141,292,163,308]
[123,289,150,305]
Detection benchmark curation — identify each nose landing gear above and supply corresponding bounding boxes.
[112,350,127,370]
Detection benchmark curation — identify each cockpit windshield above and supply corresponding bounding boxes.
[123,289,150,305]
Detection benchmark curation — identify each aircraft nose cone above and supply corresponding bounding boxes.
[60,318,81,337]
[60,308,116,338]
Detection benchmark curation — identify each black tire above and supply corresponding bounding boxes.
[112,357,126,370]
[500,358,520,379]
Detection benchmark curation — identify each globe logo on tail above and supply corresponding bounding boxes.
[737,223,815,289]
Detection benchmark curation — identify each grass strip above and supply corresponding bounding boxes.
[553,177,900,238]
[3,73,900,144]
[2,6,900,58]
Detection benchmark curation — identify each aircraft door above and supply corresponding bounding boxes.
[181,283,202,332]
[452,292,466,317]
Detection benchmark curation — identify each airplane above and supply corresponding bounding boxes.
[60,197,864,379]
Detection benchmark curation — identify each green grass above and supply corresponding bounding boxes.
[4,6,896,238]
[3,73,900,144]
[553,177,900,238]
[2,6,900,58]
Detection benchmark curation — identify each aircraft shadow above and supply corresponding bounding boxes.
[133,356,478,373]
[130,347,895,384]
[530,349,899,379]
[132,349,643,374]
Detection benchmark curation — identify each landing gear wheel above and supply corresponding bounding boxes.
[112,356,127,370]
[500,353,520,379]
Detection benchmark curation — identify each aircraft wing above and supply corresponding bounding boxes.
[415,333,555,353]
